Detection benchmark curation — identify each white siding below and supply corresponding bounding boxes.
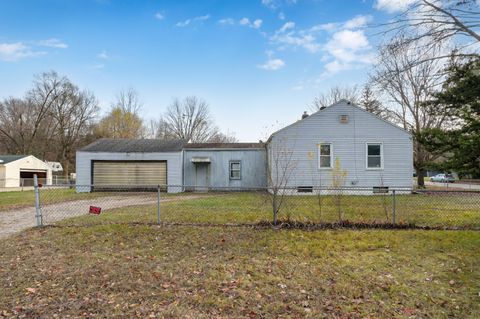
[2,156,52,187]
[268,101,413,189]
[76,151,183,193]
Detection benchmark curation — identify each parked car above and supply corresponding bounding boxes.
[430,173,455,183]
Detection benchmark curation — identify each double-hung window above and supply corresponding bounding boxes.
[318,143,332,169]
[366,143,383,169]
[229,161,241,180]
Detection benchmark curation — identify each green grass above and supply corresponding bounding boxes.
[0,188,117,211]
[0,225,478,318]
[60,192,480,229]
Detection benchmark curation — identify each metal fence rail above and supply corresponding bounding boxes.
[32,182,480,230]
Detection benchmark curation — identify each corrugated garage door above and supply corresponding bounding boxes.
[93,161,167,187]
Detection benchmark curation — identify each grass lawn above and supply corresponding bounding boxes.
[59,192,480,229]
[0,225,478,318]
[0,188,117,212]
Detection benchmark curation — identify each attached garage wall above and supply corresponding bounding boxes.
[76,151,183,193]
[92,161,167,187]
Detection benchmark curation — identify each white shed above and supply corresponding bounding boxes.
[0,155,53,187]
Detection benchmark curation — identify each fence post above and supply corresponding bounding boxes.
[392,189,396,225]
[157,185,161,224]
[34,174,43,227]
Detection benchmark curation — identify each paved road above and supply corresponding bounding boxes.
[425,181,480,190]
[0,194,205,239]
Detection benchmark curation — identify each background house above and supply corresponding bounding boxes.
[0,155,52,187]
[267,100,413,191]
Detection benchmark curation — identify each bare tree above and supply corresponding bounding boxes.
[359,84,388,117]
[163,96,217,142]
[381,0,480,64]
[207,131,238,143]
[50,84,98,177]
[114,88,142,114]
[96,89,144,139]
[266,137,297,225]
[0,72,67,155]
[371,36,451,187]
[311,86,359,111]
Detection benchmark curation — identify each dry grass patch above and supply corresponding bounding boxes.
[0,225,479,318]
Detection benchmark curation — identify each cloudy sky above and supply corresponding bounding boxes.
[0,0,415,141]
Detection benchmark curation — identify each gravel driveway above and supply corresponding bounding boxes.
[0,194,205,239]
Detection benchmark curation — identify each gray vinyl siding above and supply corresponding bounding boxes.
[76,151,183,192]
[268,101,413,189]
[183,149,267,188]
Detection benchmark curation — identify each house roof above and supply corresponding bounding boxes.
[79,138,188,153]
[267,99,411,142]
[0,155,28,164]
[184,143,265,149]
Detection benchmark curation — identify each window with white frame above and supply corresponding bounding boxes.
[318,143,332,168]
[229,161,241,180]
[367,143,383,169]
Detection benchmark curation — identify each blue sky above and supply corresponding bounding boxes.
[0,0,406,141]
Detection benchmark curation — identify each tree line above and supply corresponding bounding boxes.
[0,72,236,176]
[311,0,479,186]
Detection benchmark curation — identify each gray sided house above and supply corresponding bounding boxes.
[76,100,413,193]
[267,100,413,190]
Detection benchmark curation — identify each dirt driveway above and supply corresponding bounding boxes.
[0,194,204,239]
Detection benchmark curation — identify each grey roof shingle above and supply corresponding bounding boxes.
[0,155,28,164]
[79,138,187,153]
[184,143,265,149]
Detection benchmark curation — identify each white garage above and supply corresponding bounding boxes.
[76,139,186,192]
[0,155,52,188]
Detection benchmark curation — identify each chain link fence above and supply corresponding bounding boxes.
[30,182,480,230]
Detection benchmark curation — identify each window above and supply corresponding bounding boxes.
[318,143,332,169]
[297,186,313,193]
[367,143,383,169]
[229,161,241,180]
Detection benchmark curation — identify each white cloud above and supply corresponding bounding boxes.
[261,0,276,9]
[279,21,295,33]
[97,50,109,59]
[0,42,45,61]
[239,17,263,29]
[218,18,235,25]
[374,0,416,13]
[37,38,68,49]
[252,19,263,29]
[343,15,372,29]
[278,12,286,20]
[239,17,250,26]
[258,58,285,70]
[154,12,164,20]
[176,14,210,27]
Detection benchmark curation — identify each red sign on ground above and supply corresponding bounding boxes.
[89,206,102,215]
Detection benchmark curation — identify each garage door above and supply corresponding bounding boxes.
[92,161,167,187]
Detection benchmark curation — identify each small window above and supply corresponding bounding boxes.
[339,115,349,123]
[297,186,313,193]
[373,186,389,194]
[319,143,332,169]
[229,161,241,180]
[367,143,383,169]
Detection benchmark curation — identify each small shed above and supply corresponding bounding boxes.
[0,155,52,187]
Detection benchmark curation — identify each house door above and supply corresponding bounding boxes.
[195,163,209,192]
